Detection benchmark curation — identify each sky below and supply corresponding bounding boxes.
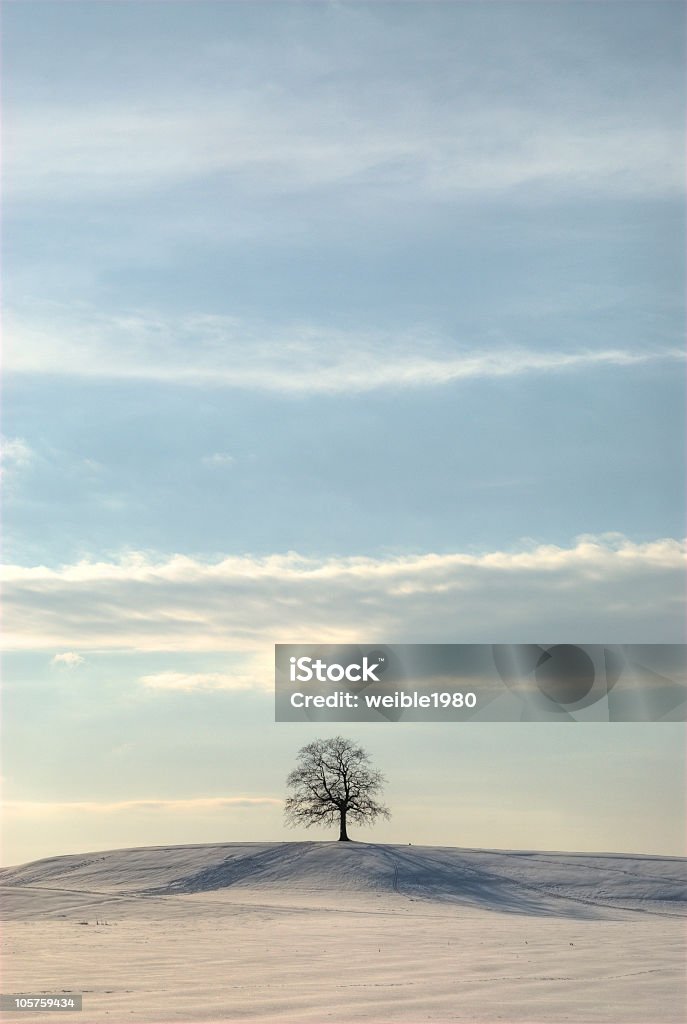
[1,0,685,866]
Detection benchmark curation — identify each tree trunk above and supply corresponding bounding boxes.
[338,808,350,841]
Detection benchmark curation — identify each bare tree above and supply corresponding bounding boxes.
[285,736,390,841]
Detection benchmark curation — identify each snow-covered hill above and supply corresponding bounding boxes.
[1,841,685,920]
[2,843,685,1023]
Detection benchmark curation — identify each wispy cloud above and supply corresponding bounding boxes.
[2,535,684,656]
[5,307,682,393]
[139,671,255,692]
[5,82,681,204]
[4,1,682,206]
[3,797,282,818]
[51,652,85,669]
[201,453,236,468]
[0,436,34,473]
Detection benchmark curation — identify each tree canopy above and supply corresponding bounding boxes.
[284,736,390,841]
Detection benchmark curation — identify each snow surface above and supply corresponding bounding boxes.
[1,841,685,1023]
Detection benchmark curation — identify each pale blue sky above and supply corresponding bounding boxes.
[1,1,685,865]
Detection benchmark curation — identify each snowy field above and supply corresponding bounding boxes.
[1,841,685,1024]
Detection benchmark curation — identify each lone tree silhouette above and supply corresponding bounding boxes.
[285,736,390,841]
